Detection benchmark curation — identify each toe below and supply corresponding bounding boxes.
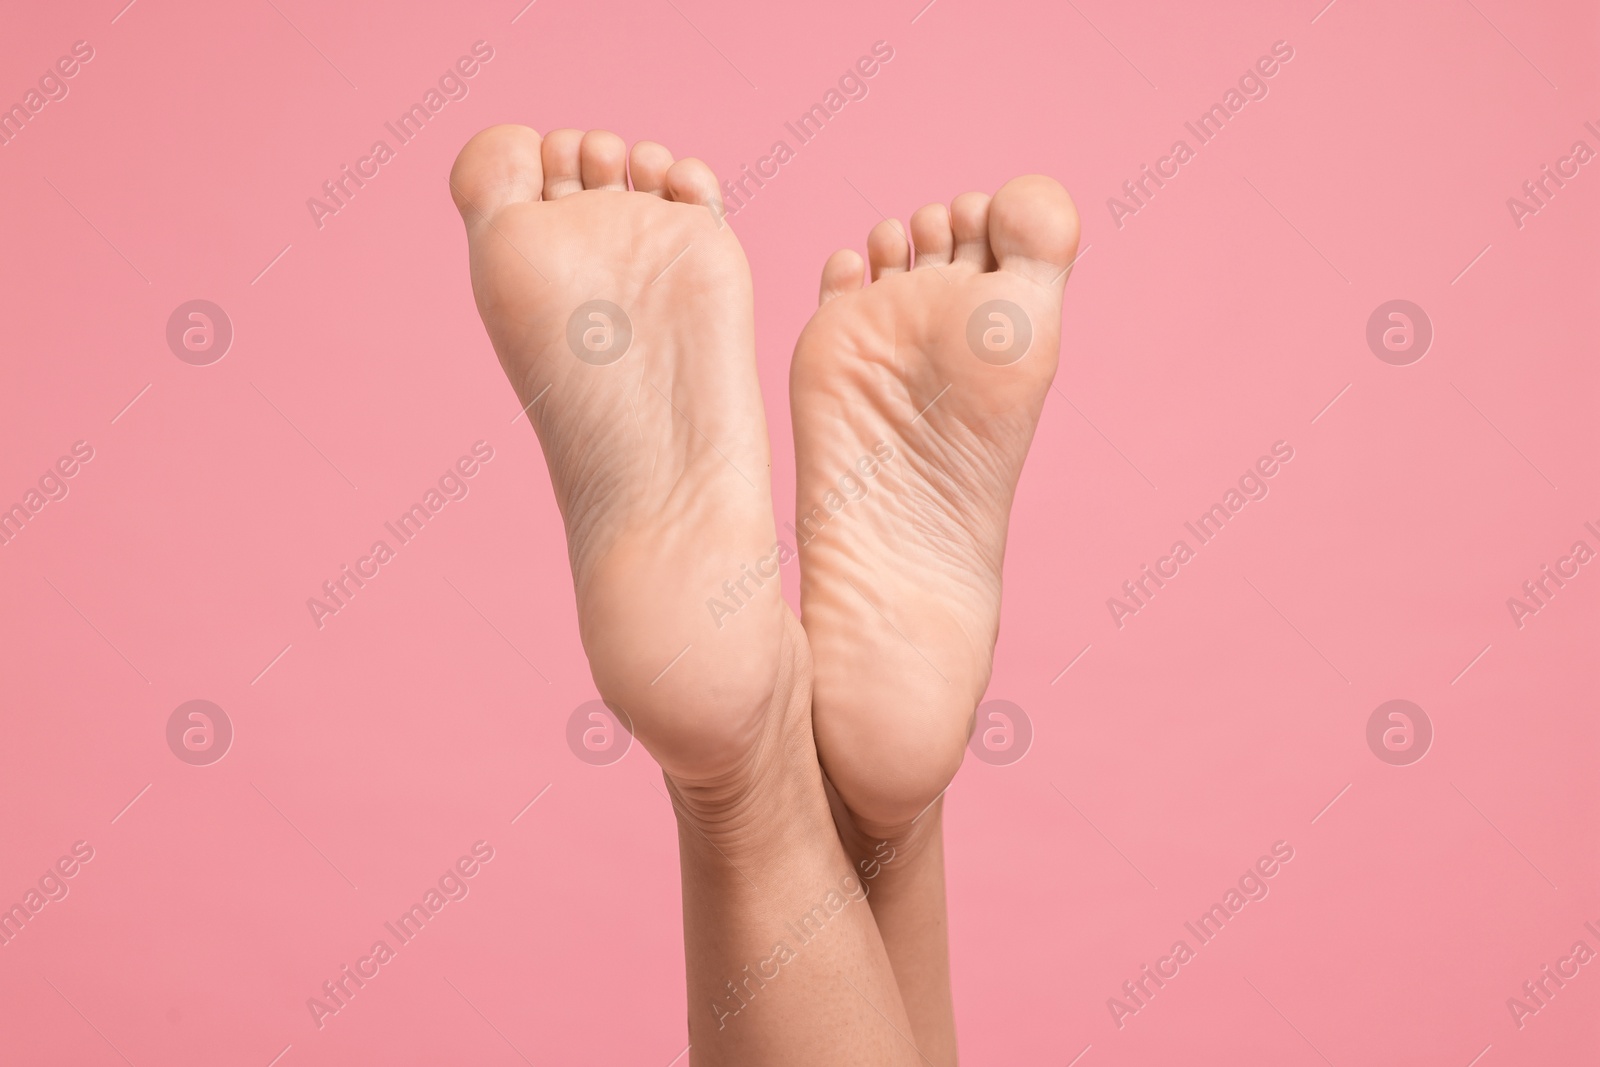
[988,174,1081,287]
[664,157,723,211]
[867,218,909,281]
[819,248,864,304]
[629,140,674,196]
[580,129,628,191]
[950,191,994,269]
[449,124,544,225]
[540,128,585,199]
[909,203,953,268]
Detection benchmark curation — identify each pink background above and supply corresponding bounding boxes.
[1,0,1595,1063]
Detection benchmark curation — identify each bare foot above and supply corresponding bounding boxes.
[450,126,793,795]
[791,176,1080,836]
[452,128,929,1066]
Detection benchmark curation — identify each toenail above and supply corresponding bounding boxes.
[565,300,633,365]
[965,299,1032,366]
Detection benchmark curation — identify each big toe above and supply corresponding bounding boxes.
[988,174,1080,287]
[450,124,544,225]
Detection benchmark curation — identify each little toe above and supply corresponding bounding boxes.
[449,124,544,225]
[629,140,674,196]
[867,219,909,281]
[988,174,1081,287]
[541,128,585,199]
[579,129,628,191]
[819,248,865,304]
[909,203,953,268]
[950,191,995,269]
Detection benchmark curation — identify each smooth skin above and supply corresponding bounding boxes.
[451,122,1079,1065]
[792,177,1081,1061]
[450,125,926,1066]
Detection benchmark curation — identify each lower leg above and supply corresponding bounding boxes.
[830,791,958,1065]
[677,614,926,1066]
[446,124,933,1066]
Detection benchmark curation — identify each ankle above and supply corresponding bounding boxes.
[662,611,832,862]
[830,791,946,882]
